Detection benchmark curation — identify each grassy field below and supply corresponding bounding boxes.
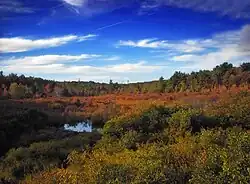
[1,86,248,122]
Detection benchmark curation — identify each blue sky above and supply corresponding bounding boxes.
[0,0,250,83]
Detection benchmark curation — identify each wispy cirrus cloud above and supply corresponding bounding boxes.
[118,38,205,53]
[103,56,121,61]
[61,0,133,16]
[1,0,250,19]
[0,34,98,53]
[118,24,248,53]
[0,0,34,14]
[141,0,250,18]
[96,20,128,31]
[1,54,100,66]
[60,0,250,18]
[78,34,98,42]
[62,0,84,7]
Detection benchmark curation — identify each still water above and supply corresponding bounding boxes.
[64,121,92,132]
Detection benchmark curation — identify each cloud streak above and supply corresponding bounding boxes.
[78,34,98,42]
[97,20,127,31]
[61,0,133,17]
[0,34,98,53]
[118,38,205,53]
[1,54,100,66]
[62,0,84,7]
[103,56,121,61]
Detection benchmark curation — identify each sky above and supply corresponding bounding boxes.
[0,0,250,83]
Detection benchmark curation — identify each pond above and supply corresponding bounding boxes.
[63,121,102,133]
[64,121,92,132]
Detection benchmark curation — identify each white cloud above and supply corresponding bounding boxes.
[177,47,250,70]
[61,0,134,17]
[1,54,100,66]
[119,39,164,48]
[118,26,244,53]
[78,34,97,42]
[118,38,204,53]
[103,56,121,61]
[172,54,196,62]
[1,59,160,75]
[0,34,98,53]
[170,25,250,70]
[106,61,159,73]
[62,0,85,7]
[1,55,166,82]
[172,47,242,62]
[119,24,250,72]
[240,24,250,51]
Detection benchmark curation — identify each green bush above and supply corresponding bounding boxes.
[103,106,175,138]
[0,133,101,180]
[190,128,250,184]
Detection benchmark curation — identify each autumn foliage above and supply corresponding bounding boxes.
[15,91,250,183]
[0,63,250,183]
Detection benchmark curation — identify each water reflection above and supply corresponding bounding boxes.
[64,122,92,132]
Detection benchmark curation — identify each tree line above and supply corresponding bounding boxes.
[0,62,250,99]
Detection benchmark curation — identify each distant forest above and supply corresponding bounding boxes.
[1,62,250,99]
